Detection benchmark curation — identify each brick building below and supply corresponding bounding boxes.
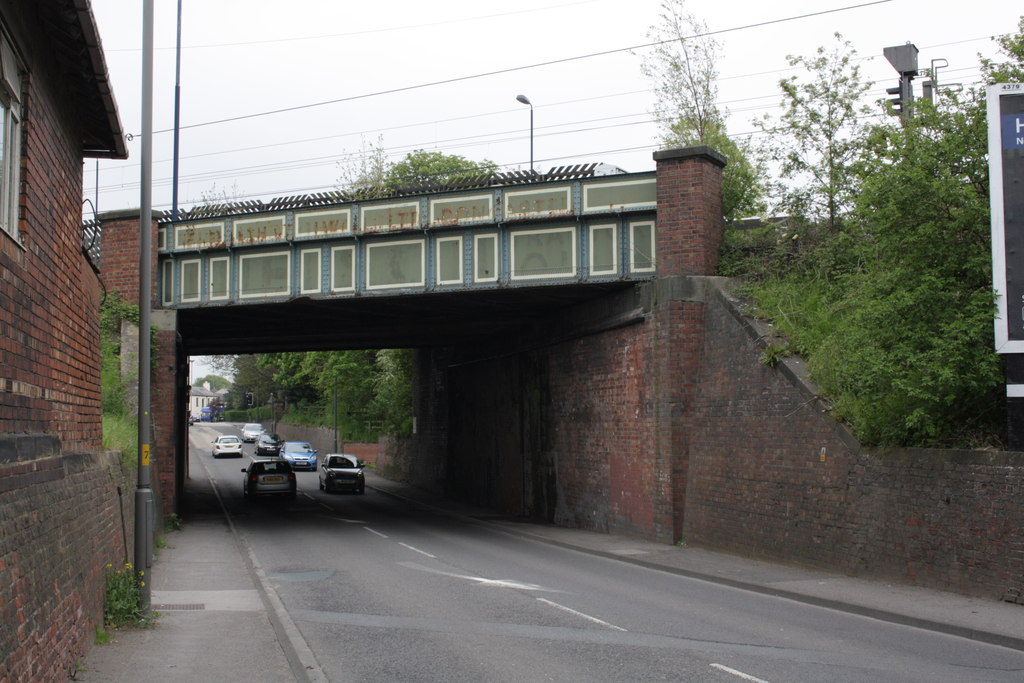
[0,1,128,680]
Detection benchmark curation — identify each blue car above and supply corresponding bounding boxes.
[278,441,318,470]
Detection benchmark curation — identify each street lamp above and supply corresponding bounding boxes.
[515,94,533,174]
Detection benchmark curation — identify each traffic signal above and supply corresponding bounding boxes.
[886,82,904,116]
[245,391,253,407]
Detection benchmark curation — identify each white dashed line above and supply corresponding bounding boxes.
[536,597,627,631]
[398,542,437,559]
[363,527,388,538]
[710,663,770,682]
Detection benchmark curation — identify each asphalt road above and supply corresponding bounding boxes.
[193,424,1024,682]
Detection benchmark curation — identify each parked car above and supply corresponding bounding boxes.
[318,454,365,494]
[254,433,281,457]
[242,458,296,499]
[241,423,264,442]
[211,435,243,458]
[279,441,318,471]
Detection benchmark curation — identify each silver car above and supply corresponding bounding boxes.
[242,458,296,500]
[241,423,264,442]
[318,453,365,494]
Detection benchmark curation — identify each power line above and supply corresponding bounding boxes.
[130,1,893,137]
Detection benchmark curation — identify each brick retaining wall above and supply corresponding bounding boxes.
[0,436,132,681]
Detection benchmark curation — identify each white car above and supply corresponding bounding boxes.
[241,423,264,442]
[211,435,243,458]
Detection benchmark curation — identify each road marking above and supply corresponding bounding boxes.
[710,663,770,682]
[363,527,388,538]
[399,542,437,558]
[536,597,628,632]
[399,562,555,592]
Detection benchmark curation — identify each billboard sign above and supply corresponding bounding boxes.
[988,83,1024,352]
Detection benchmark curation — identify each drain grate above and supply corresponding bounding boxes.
[153,603,206,611]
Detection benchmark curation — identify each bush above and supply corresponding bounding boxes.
[103,563,150,628]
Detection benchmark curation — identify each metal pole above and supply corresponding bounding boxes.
[135,0,155,613]
[528,105,534,174]
[171,0,182,220]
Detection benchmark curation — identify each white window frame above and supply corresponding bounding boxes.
[510,226,577,281]
[179,258,202,303]
[239,251,291,299]
[0,32,22,241]
[436,236,463,285]
[300,248,322,294]
[365,239,425,291]
[330,246,356,292]
[473,233,499,283]
[629,220,656,273]
[208,256,231,301]
[160,260,174,306]
[589,223,619,276]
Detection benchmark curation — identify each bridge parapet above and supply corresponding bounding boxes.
[157,172,658,307]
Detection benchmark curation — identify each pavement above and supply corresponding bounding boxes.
[78,460,1024,682]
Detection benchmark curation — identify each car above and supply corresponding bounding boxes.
[254,433,281,457]
[211,435,243,458]
[318,454,365,494]
[241,423,264,442]
[279,441,318,470]
[242,458,296,499]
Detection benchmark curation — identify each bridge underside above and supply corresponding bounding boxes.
[176,281,636,355]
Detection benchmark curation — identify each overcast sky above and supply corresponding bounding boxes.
[86,0,1022,218]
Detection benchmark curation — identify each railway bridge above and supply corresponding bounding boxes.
[99,146,731,543]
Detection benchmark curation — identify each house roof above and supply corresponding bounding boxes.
[40,0,127,159]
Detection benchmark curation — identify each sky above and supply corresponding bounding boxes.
[86,0,1022,217]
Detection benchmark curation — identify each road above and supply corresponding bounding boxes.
[191,423,1024,682]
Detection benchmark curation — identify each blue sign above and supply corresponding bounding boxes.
[1003,114,1024,149]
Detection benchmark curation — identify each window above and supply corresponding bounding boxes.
[209,257,230,300]
[239,251,290,298]
[474,234,498,283]
[436,236,463,285]
[0,33,22,240]
[589,224,618,275]
[510,227,576,281]
[180,259,201,302]
[331,246,355,292]
[366,240,424,290]
[300,249,321,294]
[629,221,656,273]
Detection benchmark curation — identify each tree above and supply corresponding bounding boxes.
[336,142,497,200]
[387,150,497,189]
[193,374,231,391]
[639,0,764,219]
[755,34,870,233]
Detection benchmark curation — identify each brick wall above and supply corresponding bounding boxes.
[687,283,1024,598]
[0,5,134,680]
[0,438,132,682]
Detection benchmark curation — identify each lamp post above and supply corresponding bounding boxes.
[515,94,533,174]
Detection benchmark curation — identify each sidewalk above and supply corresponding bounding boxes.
[79,468,1024,682]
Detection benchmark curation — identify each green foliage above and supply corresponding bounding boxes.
[756,33,870,232]
[103,563,151,628]
[100,292,138,462]
[388,150,497,188]
[640,0,764,219]
[727,27,1021,448]
[193,374,231,391]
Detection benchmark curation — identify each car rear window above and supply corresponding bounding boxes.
[255,461,291,474]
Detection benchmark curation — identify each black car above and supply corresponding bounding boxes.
[254,433,281,457]
[318,453,365,494]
